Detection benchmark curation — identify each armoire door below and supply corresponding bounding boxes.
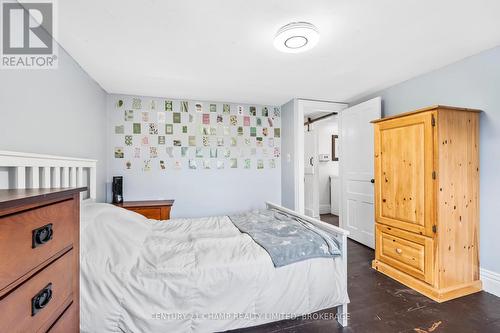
[374,111,436,237]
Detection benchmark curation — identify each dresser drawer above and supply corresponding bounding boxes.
[375,224,434,284]
[129,207,162,220]
[0,251,73,333]
[0,199,75,293]
[48,304,77,333]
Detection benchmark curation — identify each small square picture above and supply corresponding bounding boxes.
[181,147,189,157]
[257,159,264,169]
[256,137,263,147]
[181,101,189,112]
[143,159,151,172]
[149,123,158,135]
[158,136,165,145]
[189,159,197,170]
[203,160,211,169]
[245,138,251,146]
[217,114,223,124]
[230,115,237,126]
[115,125,124,134]
[224,148,231,158]
[132,98,142,109]
[165,100,173,111]
[268,138,274,147]
[201,126,209,135]
[165,124,173,134]
[160,160,166,170]
[249,106,256,116]
[274,128,280,138]
[262,128,268,137]
[134,147,141,158]
[262,107,269,117]
[124,110,134,121]
[244,159,251,169]
[189,114,194,123]
[114,147,124,158]
[125,135,133,146]
[202,136,210,147]
[237,105,243,115]
[210,148,217,158]
[217,137,224,146]
[223,104,230,114]
[230,158,238,168]
[173,113,181,124]
[269,159,276,169]
[210,104,217,112]
[149,100,156,110]
[210,127,217,136]
[174,160,182,169]
[203,114,210,125]
[231,137,237,147]
[150,147,158,158]
[244,116,250,126]
[116,99,124,108]
[133,123,141,134]
[223,126,230,136]
[173,139,182,146]
[256,118,262,126]
[166,147,174,158]
[157,112,166,123]
[273,107,280,118]
[250,127,257,137]
[267,117,274,127]
[189,136,196,146]
[196,148,204,158]
[195,103,203,113]
[141,136,149,146]
[182,125,188,134]
[237,126,243,136]
[274,147,280,158]
[125,160,132,169]
[216,160,224,169]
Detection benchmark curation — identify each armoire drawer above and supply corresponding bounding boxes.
[375,224,434,284]
[0,251,74,333]
[0,199,75,293]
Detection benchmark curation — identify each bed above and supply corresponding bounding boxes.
[0,151,349,332]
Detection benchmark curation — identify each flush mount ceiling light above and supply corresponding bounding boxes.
[274,22,319,53]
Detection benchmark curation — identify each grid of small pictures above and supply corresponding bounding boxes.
[113,97,281,171]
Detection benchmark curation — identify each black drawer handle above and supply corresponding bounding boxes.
[32,223,53,248]
[31,283,53,316]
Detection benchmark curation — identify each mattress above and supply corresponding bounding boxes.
[80,203,349,333]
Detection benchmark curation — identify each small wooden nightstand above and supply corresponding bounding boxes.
[114,200,174,220]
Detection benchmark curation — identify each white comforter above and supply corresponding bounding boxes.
[80,203,349,333]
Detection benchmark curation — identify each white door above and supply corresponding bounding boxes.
[304,129,319,218]
[339,97,381,248]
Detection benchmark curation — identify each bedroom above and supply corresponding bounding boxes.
[0,0,500,332]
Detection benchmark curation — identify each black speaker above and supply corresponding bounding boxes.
[112,176,123,204]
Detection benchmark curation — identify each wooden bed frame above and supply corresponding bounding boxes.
[265,202,350,327]
[0,151,349,327]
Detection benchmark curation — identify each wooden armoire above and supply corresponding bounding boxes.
[371,105,481,302]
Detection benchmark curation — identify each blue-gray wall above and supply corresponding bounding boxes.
[0,45,108,201]
[351,46,500,274]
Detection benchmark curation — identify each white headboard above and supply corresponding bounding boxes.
[0,151,97,201]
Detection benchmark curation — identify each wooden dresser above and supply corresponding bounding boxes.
[0,187,86,332]
[371,105,481,302]
[114,200,174,220]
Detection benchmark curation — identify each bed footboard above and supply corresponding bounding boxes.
[265,202,350,327]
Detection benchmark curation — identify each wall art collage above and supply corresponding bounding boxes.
[113,97,281,171]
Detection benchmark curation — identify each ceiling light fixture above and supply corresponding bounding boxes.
[274,22,319,53]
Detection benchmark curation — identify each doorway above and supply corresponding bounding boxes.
[296,98,381,249]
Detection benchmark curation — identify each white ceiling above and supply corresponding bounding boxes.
[58,0,500,106]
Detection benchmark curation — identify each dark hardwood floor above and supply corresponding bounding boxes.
[230,214,500,333]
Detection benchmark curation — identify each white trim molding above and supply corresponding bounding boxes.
[481,268,500,297]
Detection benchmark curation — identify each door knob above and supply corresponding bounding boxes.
[370,179,375,184]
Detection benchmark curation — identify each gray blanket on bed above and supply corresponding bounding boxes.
[229,209,341,267]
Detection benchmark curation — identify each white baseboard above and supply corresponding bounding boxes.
[481,268,500,297]
[319,204,331,214]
